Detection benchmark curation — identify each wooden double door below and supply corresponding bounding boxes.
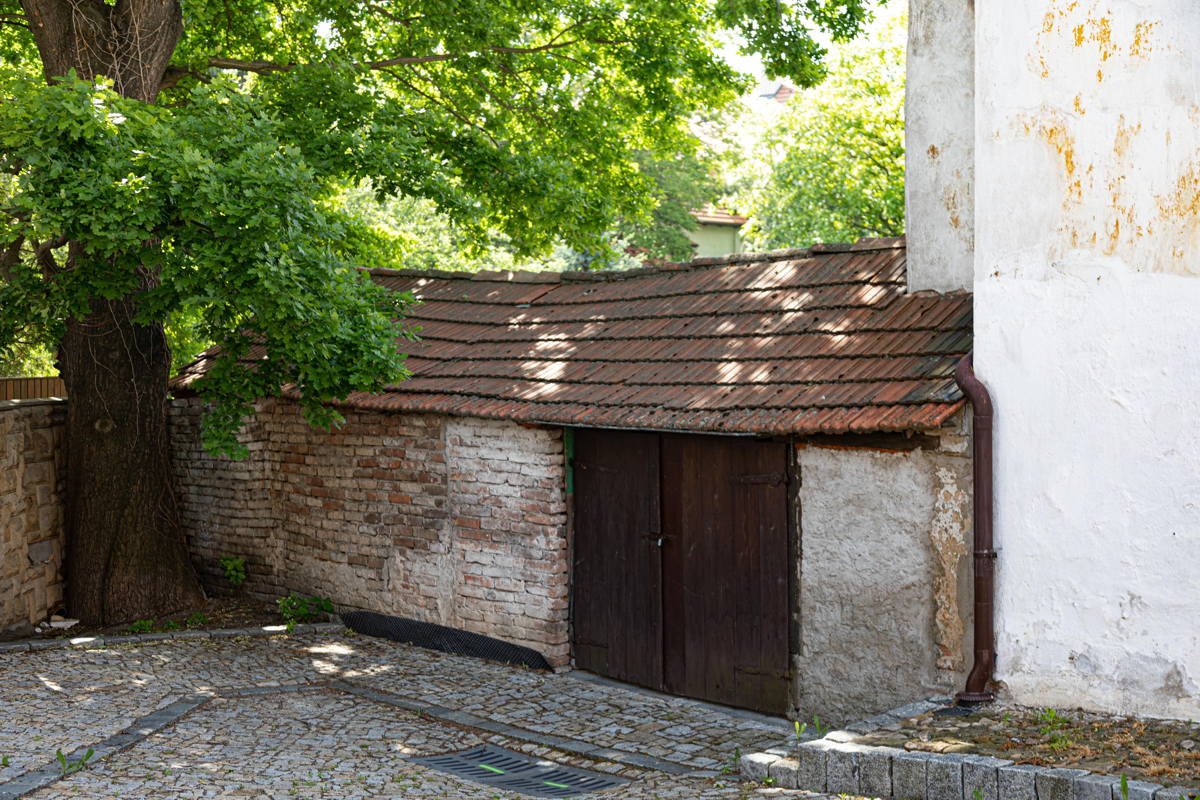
[571,430,791,714]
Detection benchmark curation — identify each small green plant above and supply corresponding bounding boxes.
[1038,708,1069,733]
[220,555,247,589]
[55,748,93,776]
[159,620,182,632]
[973,789,984,800]
[794,720,807,740]
[126,619,154,634]
[1120,775,1129,800]
[720,746,741,776]
[186,612,211,628]
[277,594,334,630]
[1047,730,1073,751]
[2,754,10,768]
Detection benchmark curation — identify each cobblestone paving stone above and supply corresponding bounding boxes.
[0,632,836,799]
[323,636,792,770]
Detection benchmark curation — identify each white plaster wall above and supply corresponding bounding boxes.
[975,1,1200,719]
[905,0,974,292]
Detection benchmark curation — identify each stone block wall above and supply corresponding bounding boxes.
[169,399,570,664]
[0,400,66,633]
[793,411,974,724]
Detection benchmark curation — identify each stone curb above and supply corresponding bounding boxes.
[737,696,1200,800]
[0,622,346,654]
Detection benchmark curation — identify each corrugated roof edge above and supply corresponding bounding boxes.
[362,235,906,285]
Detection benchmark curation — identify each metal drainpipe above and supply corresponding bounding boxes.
[954,352,997,704]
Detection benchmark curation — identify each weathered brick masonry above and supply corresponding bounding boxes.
[0,400,66,633]
[169,399,570,664]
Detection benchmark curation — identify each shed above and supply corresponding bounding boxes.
[170,236,976,721]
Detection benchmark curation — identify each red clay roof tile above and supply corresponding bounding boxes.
[174,237,971,435]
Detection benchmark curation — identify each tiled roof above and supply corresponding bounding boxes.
[175,237,972,435]
[691,207,749,227]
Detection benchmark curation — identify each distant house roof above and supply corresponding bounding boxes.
[760,84,796,103]
[175,237,972,436]
[691,206,748,227]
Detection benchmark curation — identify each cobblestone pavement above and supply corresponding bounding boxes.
[0,630,840,799]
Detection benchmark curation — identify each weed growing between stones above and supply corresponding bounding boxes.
[55,748,93,776]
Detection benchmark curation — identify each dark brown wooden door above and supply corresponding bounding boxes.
[572,430,663,690]
[660,434,791,713]
[571,430,790,713]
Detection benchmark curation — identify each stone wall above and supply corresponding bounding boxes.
[792,412,974,723]
[0,400,66,633]
[169,399,571,665]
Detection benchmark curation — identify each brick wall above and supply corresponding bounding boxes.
[445,418,569,662]
[0,400,66,633]
[169,399,571,664]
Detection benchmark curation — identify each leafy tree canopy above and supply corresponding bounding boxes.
[0,0,878,455]
[735,8,905,249]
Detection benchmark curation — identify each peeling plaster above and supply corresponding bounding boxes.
[929,467,968,673]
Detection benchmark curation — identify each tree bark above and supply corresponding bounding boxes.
[22,0,206,623]
[59,293,205,623]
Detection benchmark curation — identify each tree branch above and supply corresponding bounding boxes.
[0,235,22,282]
[168,35,630,86]
[32,236,66,276]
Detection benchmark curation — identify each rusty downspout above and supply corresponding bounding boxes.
[954,352,996,704]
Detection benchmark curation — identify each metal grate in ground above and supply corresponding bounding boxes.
[410,744,629,798]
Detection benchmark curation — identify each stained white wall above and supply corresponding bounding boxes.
[905,0,974,292]
[975,1,1200,719]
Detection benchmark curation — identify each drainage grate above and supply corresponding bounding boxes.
[410,744,629,798]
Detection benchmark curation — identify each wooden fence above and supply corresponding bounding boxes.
[0,376,66,400]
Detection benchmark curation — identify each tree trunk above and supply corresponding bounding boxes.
[59,295,205,623]
[22,0,206,623]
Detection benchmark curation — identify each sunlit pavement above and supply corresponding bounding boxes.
[0,630,842,798]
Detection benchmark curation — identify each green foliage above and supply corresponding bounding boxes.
[616,150,722,263]
[0,0,878,454]
[737,10,906,249]
[186,612,211,628]
[0,74,412,457]
[125,619,154,634]
[0,339,55,378]
[1038,707,1073,751]
[219,556,247,589]
[55,748,94,777]
[1037,707,1069,733]
[337,143,723,270]
[159,619,182,632]
[277,594,334,628]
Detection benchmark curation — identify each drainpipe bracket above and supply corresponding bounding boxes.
[954,690,996,705]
